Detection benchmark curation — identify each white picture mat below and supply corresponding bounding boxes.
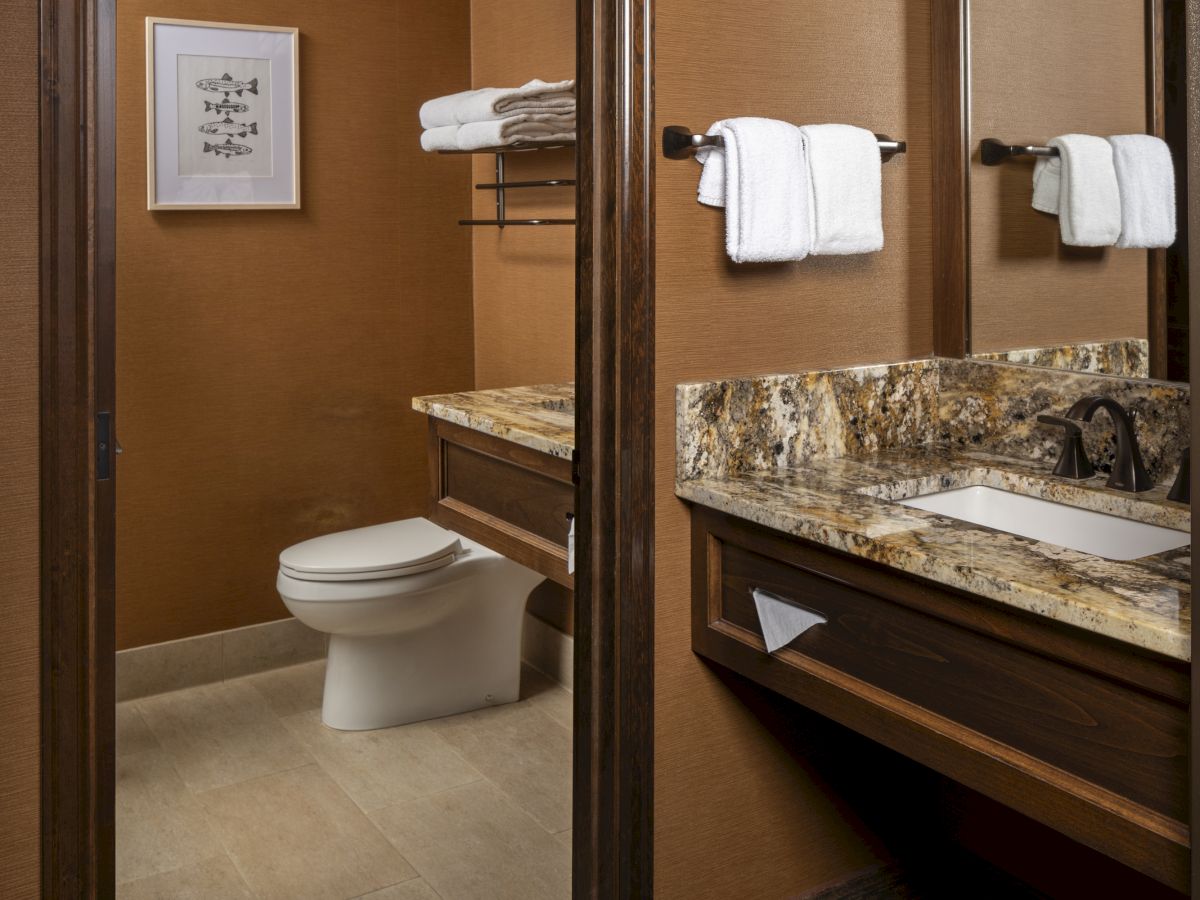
[150,21,297,207]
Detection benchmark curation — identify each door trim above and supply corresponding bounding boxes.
[41,0,657,895]
[39,0,117,895]
[574,0,656,895]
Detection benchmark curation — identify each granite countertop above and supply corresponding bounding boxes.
[676,446,1191,661]
[413,383,575,459]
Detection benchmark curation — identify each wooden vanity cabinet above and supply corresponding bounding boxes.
[690,505,1189,892]
[427,418,575,589]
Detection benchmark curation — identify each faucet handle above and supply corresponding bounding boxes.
[1037,415,1095,480]
[1168,447,1190,504]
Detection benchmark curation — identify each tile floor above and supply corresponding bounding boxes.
[117,661,573,900]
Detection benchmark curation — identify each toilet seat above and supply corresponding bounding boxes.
[279,518,463,582]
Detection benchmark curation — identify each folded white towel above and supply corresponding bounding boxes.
[799,124,883,255]
[454,113,575,151]
[419,124,460,152]
[1031,134,1121,246]
[1108,134,1176,249]
[420,79,576,129]
[695,117,812,263]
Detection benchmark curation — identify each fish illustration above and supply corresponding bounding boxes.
[198,116,258,138]
[203,137,254,158]
[204,99,250,115]
[195,73,259,97]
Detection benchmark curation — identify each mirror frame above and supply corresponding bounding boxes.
[933,0,1179,381]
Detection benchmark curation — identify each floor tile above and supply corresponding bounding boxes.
[281,709,482,812]
[117,853,253,899]
[432,700,572,833]
[370,781,570,900]
[354,877,442,899]
[199,764,415,900]
[520,666,573,730]
[244,659,327,718]
[138,679,313,793]
[115,749,225,884]
[116,702,159,759]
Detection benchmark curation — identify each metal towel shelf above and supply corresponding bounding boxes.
[438,143,577,228]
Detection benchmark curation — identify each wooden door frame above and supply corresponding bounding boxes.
[574,0,655,896]
[39,0,656,896]
[932,0,1171,370]
[39,0,117,895]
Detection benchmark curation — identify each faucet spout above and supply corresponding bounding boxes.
[1065,396,1154,493]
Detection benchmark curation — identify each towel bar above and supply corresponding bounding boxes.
[661,124,906,160]
[980,138,1060,166]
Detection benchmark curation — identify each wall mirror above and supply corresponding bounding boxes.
[959,0,1187,383]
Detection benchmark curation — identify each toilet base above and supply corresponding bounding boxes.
[319,598,525,731]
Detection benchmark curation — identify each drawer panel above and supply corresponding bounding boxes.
[428,418,574,588]
[716,540,1187,822]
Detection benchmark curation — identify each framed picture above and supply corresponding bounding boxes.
[146,18,299,210]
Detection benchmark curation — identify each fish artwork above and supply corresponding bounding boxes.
[204,99,250,115]
[203,137,254,159]
[195,73,259,97]
[198,116,259,138]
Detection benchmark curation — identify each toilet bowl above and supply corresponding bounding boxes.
[276,518,545,731]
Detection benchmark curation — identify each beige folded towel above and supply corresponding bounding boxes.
[420,79,575,129]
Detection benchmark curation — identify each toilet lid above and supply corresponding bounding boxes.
[279,518,463,579]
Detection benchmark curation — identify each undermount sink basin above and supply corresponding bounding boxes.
[898,485,1189,561]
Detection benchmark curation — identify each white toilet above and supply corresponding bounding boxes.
[276,517,545,731]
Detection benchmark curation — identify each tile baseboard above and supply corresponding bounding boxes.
[120,611,574,700]
[117,617,327,701]
[522,611,574,691]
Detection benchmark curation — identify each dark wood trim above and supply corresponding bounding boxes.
[931,0,970,358]
[574,0,655,894]
[1148,0,1170,380]
[39,0,117,896]
[1187,1,1200,894]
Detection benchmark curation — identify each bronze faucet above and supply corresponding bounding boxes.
[1065,396,1154,493]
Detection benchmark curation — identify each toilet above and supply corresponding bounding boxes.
[276,517,545,731]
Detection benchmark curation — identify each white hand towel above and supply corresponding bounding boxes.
[799,124,883,254]
[694,117,811,263]
[420,79,576,129]
[1030,134,1121,246]
[1108,134,1176,249]
[419,124,460,152]
[454,113,575,150]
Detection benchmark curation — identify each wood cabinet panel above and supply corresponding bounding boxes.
[428,419,574,587]
[690,505,1189,892]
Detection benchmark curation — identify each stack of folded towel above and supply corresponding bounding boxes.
[695,118,884,264]
[1032,133,1175,248]
[420,79,576,152]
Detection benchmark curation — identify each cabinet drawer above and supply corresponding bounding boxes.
[690,506,1188,890]
[717,540,1186,820]
[428,418,574,587]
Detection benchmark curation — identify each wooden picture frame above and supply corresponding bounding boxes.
[146,17,300,210]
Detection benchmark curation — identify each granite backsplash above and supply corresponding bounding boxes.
[678,357,1189,484]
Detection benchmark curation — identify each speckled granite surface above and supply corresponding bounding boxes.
[938,358,1189,483]
[413,383,574,459]
[973,338,1150,379]
[677,358,1191,661]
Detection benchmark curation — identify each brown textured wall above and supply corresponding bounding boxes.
[654,1,934,895]
[469,0,576,390]
[0,0,42,893]
[116,0,474,648]
[969,0,1149,354]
